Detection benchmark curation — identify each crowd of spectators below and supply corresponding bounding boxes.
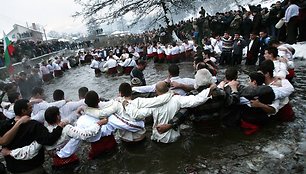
[96,0,306,49]
[0,40,91,67]
[1,0,305,68]
[173,0,306,45]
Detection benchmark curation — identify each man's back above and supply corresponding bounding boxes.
[170,76,195,96]
[190,88,227,121]
[140,96,181,143]
[60,99,85,121]
[75,114,114,142]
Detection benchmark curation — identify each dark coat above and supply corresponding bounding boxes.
[246,37,260,65]
[252,13,262,34]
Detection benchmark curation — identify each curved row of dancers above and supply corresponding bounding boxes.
[0,46,295,173]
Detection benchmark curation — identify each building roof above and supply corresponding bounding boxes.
[110,30,130,36]
[7,24,43,36]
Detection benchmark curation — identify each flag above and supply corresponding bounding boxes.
[3,32,14,74]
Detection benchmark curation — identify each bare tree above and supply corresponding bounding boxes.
[48,30,61,39]
[73,0,199,29]
[86,17,101,39]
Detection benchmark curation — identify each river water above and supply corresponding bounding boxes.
[40,59,306,173]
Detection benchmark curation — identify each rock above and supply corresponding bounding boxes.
[246,161,258,172]
[296,142,306,155]
[180,124,191,130]
[262,145,286,159]
[199,163,207,168]
[268,150,285,159]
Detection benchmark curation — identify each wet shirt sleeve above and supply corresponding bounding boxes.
[65,124,100,140]
[85,101,120,118]
[10,141,42,160]
[178,88,212,108]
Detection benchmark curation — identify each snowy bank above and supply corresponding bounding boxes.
[292,42,306,59]
[226,0,278,12]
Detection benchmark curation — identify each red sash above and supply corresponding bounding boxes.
[275,103,295,122]
[158,53,165,59]
[147,53,153,59]
[172,54,179,61]
[286,69,295,80]
[124,66,133,74]
[62,63,69,71]
[107,67,117,75]
[152,52,158,58]
[88,135,117,160]
[240,120,260,135]
[166,55,172,60]
[42,73,53,82]
[52,154,79,168]
[54,70,63,77]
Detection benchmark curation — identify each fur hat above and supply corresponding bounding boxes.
[194,68,213,89]
[131,78,142,86]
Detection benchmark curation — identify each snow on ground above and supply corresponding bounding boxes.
[188,0,278,22]
[244,0,278,8]
[292,42,306,59]
[227,0,278,11]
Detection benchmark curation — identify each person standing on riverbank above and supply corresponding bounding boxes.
[246,32,260,65]
[284,0,300,44]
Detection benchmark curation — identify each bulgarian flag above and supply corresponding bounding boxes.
[3,32,15,74]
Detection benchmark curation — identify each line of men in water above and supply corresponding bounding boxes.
[0,46,295,173]
[85,40,194,77]
[0,56,73,105]
[85,30,296,82]
[39,56,72,82]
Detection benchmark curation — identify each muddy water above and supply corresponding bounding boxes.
[41,59,306,173]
